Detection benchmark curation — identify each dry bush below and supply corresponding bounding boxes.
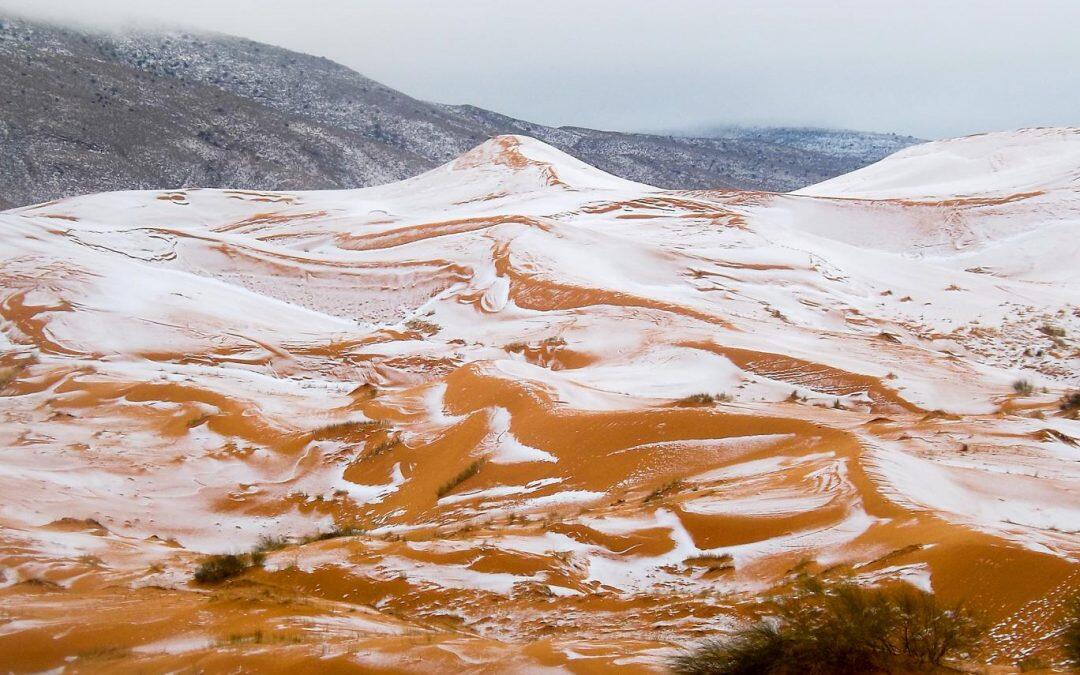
[1039,323,1066,338]
[298,526,365,544]
[193,553,254,583]
[1012,379,1034,395]
[437,459,483,498]
[672,583,981,675]
[1060,391,1080,415]
[1065,597,1080,666]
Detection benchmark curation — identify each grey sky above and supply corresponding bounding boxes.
[3,0,1078,139]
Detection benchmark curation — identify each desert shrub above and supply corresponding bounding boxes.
[672,583,981,675]
[299,526,365,544]
[404,318,440,335]
[673,625,788,675]
[684,553,735,572]
[1012,379,1034,395]
[645,479,683,503]
[193,554,250,583]
[1065,597,1080,665]
[254,534,290,552]
[437,459,483,498]
[1039,323,1066,338]
[1060,391,1080,414]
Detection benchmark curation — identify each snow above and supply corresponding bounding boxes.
[1,129,1078,663]
[796,128,1080,199]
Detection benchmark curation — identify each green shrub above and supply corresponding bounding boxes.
[672,583,981,675]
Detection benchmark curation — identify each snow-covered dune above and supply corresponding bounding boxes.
[0,132,1077,671]
[796,127,1080,199]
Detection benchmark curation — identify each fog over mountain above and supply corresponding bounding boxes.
[0,13,922,208]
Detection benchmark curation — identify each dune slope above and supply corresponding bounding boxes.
[0,131,1078,672]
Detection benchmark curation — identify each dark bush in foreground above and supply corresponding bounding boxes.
[1065,598,1080,665]
[672,583,981,675]
[193,552,262,584]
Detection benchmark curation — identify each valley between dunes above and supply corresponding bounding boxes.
[1,130,1078,672]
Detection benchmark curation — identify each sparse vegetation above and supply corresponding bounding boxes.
[404,318,440,335]
[672,583,982,675]
[0,366,20,392]
[645,479,684,503]
[1012,378,1035,395]
[254,534,290,553]
[678,393,732,405]
[298,526,365,544]
[1039,323,1066,338]
[193,552,263,583]
[1060,390,1080,416]
[437,459,484,498]
[1064,597,1080,666]
[307,419,378,438]
[684,552,735,572]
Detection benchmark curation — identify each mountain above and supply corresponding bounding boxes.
[1,129,1077,670]
[0,13,923,209]
[684,125,923,162]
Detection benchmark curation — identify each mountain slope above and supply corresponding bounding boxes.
[0,14,923,208]
[687,125,923,162]
[0,131,1077,671]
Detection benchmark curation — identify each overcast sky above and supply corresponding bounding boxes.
[3,0,1078,139]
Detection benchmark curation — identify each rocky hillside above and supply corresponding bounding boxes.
[0,14,922,208]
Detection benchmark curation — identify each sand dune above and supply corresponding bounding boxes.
[0,131,1077,671]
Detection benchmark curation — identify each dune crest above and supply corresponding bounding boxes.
[1,131,1078,670]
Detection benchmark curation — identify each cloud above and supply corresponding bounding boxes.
[2,0,1078,138]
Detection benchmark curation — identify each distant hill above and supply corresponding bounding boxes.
[687,125,923,161]
[0,14,923,208]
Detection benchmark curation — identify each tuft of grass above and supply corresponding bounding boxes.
[437,460,484,498]
[1012,379,1035,395]
[306,419,378,438]
[672,582,982,675]
[1039,323,1066,338]
[684,552,735,572]
[254,534,290,553]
